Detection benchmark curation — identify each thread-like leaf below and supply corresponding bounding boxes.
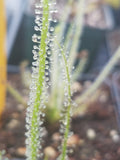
[26,0,49,160]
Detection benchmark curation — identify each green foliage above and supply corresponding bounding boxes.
[26,0,50,160]
[0,150,8,160]
[55,43,72,159]
[0,150,4,160]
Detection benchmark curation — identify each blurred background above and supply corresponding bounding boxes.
[1,0,120,159]
[4,0,120,72]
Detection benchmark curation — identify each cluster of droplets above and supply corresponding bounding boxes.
[25,57,48,159]
[25,0,57,160]
[25,95,46,159]
[56,47,77,159]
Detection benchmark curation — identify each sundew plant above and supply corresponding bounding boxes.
[25,0,120,160]
[25,0,53,159]
[25,0,74,159]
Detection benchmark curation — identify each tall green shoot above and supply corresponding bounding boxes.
[56,43,72,160]
[25,0,51,159]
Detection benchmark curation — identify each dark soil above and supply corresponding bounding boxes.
[0,73,120,160]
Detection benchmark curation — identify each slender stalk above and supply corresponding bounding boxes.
[57,42,72,160]
[7,83,27,107]
[76,46,120,105]
[61,51,71,160]
[31,1,49,159]
[69,0,85,69]
[26,0,49,160]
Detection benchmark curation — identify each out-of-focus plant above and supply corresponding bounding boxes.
[46,0,86,123]
[7,83,27,107]
[0,150,4,160]
[20,61,31,88]
[76,46,120,105]
[0,150,8,160]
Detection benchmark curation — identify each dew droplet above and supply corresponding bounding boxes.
[32,61,39,67]
[35,3,43,8]
[33,45,39,50]
[45,77,49,82]
[34,26,40,31]
[32,34,38,42]
[45,65,49,70]
[50,27,54,32]
[35,9,42,14]
[47,50,51,55]
[53,19,57,23]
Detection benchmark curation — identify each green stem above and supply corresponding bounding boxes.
[61,52,71,160]
[30,0,49,160]
[57,42,71,160]
[69,0,85,69]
